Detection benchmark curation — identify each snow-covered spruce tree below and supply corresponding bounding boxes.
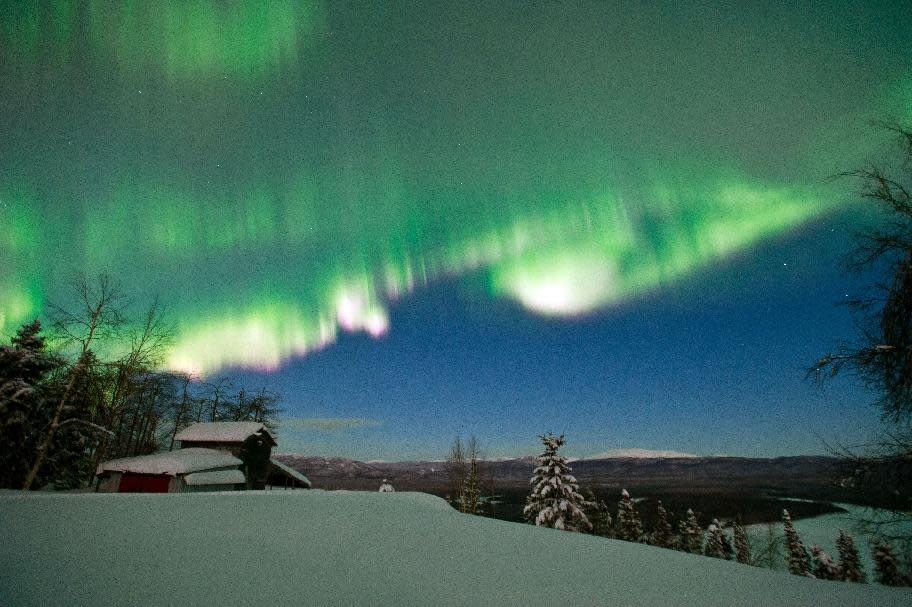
[782,509,812,576]
[810,544,841,581]
[704,520,732,560]
[651,501,676,549]
[836,530,866,583]
[523,433,591,532]
[616,489,644,542]
[733,518,752,565]
[871,540,909,586]
[679,509,703,553]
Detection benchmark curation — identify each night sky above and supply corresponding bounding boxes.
[1,1,910,459]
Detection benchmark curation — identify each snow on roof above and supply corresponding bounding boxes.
[96,448,242,476]
[269,458,312,488]
[174,422,276,444]
[183,469,246,486]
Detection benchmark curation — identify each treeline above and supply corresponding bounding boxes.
[516,433,912,587]
[0,276,282,490]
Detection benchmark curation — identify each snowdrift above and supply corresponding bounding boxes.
[1,490,909,606]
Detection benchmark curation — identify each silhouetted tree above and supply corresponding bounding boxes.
[836,530,866,583]
[783,509,811,577]
[0,320,62,487]
[24,275,124,489]
[733,517,752,565]
[871,540,910,586]
[813,123,912,424]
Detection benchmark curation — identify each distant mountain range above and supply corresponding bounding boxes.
[274,453,845,495]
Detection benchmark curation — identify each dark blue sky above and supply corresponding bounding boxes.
[236,208,889,460]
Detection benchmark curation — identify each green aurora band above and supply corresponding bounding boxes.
[1,1,910,374]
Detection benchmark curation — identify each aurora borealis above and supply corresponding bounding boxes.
[2,1,911,458]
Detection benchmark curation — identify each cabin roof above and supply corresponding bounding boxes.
[96,448,242,476]
[269,458,312,488]
[175,421,277,445]
[183,469,246,486]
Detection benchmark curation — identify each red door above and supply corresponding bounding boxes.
[118,474,171,493]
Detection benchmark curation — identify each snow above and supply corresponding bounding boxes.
[1,491,909,606]
[571,448,699,460]
[174,421,275,443]
[183,469,246,486]
[96,448,241,476]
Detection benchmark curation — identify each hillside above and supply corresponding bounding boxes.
[275,453,846,494]
[2,491,909,606]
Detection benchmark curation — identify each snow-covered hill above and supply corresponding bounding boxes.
[1,490,909,606]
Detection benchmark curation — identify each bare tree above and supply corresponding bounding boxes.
[23,275,124,489]
[445,435,467,507]
[811,123,912,538]
[813,123,912,424]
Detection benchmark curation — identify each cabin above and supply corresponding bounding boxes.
[95,421,311,493]
[95,448,245,493]
[175,422,277,489]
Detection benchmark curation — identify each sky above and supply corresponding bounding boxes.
[1,1,911,460]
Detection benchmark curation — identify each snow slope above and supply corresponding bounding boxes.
[1,491,909,606]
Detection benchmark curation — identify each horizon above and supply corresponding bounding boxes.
[2,1,910,462]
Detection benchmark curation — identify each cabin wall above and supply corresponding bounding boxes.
[96,472,122,493]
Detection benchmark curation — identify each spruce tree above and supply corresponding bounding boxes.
[733,517,752,565]
[0,320,60,488]
[810,544,840,580]
[704,519,733,560]
[836,530,866,583]
[680,508,703,553]
[585,489,614,537]
[651,501,676,549]
[782,509,812,576]
[523,433,591,532]
[871,540,908,586]
[616,489,644,542]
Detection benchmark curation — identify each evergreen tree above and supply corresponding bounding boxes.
[871,540,909,586]
[0,320,60,488]
[616,489,644,542]
[461,458,481,514]
[782,509,812,576]
[704,519,733,560]
[585,489,613,537]
[679,508,703,553]
[733,517,752,565]
[720,524,735,560]
[651,501,676,549]
[836,530,866,583]
[523,433,591,532]
[810,544,841,581]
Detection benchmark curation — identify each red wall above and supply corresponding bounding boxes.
[118,474,171,493]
